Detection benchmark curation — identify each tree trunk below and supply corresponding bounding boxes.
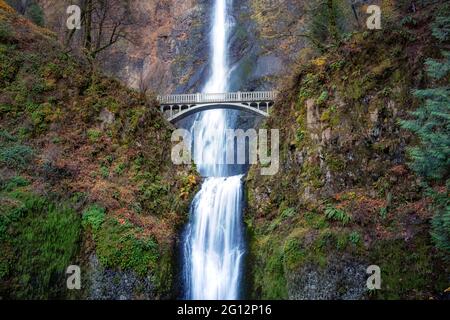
[83,0,93,53]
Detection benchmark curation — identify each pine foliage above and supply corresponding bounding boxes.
[401,4,450,260]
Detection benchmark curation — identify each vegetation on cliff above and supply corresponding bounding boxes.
[1,0,448,301]
[0,1,198,299]
[245,1,449,300]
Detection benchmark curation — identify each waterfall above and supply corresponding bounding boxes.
[183,0,245,300]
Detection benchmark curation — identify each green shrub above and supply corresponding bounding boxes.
[1,175,29,192]
[30,77,47,95]
[0,144,33,169]
[100,166,109,179]
[295,130,305,144]
[0,193,81,298]
[114,162,126,176]
[0,129,16,143]
[0,103,13,114]
[0,42,21,85]
[336,233,348,250]
[429,188,450,262]
[30,103,53,132]
[87,129,102,143]
[348,231,361,245]
[82,205,105,231]
[81,205,160,277]
[0,21,13,43]
[138,180,170,212]
[95,217,159,276]
[400,16,418,27]
[316,90,329,105]
[283,237,304,271]
[369,238,442,299]
[25,2,45,27]
[260,244,287,299]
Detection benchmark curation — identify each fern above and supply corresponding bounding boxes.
[325,205,351,225]
[431,3,450,42]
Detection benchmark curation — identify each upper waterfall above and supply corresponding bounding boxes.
[203,0,231,94]
[192,0,234,177]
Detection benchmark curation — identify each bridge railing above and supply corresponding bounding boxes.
[157,91,278,105]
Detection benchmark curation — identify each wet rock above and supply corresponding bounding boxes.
[226,0,307,91]
[287,258,367,300]
[86,255,155,300]
[306,99,320,129]
[39,0,210,94]
[321,127,332,145]
[252,55,283,78]
[100,109,115,129]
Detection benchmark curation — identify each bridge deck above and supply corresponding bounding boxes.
[157,91,277,105]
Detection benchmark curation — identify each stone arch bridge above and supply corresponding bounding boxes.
[157,91,277,123]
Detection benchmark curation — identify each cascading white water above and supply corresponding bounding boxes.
[183,0,245,300]
[183,175,244,300]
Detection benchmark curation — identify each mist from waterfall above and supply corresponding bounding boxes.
[182,0,245,300]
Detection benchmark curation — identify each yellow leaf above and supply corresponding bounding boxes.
[312,57,326,67]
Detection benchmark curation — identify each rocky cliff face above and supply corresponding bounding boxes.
[35,0,311,94]
[229,0,380,91]
[244,2,449,300]
[36,0,210,94]
[228,0,307,91]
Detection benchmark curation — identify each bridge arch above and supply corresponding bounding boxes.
[158,91,277,124]
[165,102,271,123]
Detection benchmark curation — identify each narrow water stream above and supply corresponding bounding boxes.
[182,0,245,300]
